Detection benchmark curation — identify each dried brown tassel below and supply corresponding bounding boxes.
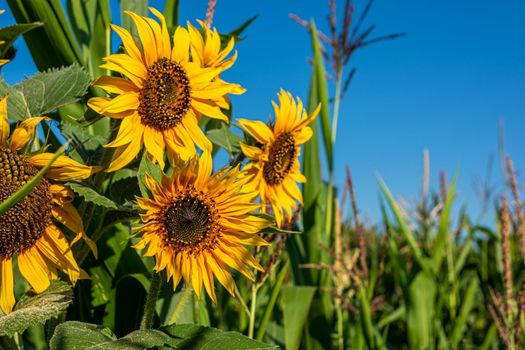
[501,198,514,319]
[507,157,525,261]
[204,0,217,27]
[346,165,368,277]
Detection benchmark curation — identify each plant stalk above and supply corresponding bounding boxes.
[140,272,163,330]
[248,285,258,338]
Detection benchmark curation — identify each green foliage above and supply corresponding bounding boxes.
[14,64,91,117]
[162,324,279,349]
[206,123,243,156]
[282,286,316,350]
[67,181,120,210]
[0,22,42,56]
[0,282,73,337]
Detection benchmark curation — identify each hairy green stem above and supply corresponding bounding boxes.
[167,285,194,325]
[248,285,258,339]
[140,272,163,330]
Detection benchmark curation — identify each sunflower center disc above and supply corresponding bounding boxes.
[164,195,212,245]
[263,132,296,186]
[139,57,192,131]
[0,147,53,258]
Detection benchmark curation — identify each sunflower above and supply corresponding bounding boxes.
[88,8,245,172]
[0,97,99,314]
[134,151,270,302]
[238,90,320,227]
[187,20,237,72]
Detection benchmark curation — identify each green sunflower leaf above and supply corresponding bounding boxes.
[50,323,170,350]
[0,78,31,121]
[138,152,162,199]
[0,22,43,57]
[206,122,243,156]
[14,64,90,117]
[162,324,279,349]
[49,321,116,350]
[67,181,119,210]
[0,281,73,337]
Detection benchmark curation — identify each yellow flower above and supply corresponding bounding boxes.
[187,20,237,72]
[0,96,99,315]
[88,8,245,172]
[238,90,320,227]
[135,151,270,303]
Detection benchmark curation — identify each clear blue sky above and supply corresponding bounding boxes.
[1,0,524,224]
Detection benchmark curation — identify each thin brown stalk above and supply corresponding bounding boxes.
[440,170,447,204]
[506,157,525,260]
[346,165,367,277]
[501,198,514,319]
[204,0,217,27]
[421,149,429,208]
[489,303,511,347]
[514,278,525,347]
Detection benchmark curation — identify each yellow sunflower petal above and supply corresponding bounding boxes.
[0,96,8,144]
[0,258,15,315]
[111,24,144,64]
[18,247,51,293]
[171,26,190,62]
[10,117,50,151]
[237,118,273,144]
[240,143,262,160]
[29,153,101,181]
[125,11,158,67]
[191,100,228,122]
[105,114,141,148]
[106,129,144,172]
[92,76,138,95]
[149,7,171,58]
[144,127,166,169]
[207,255,236,296]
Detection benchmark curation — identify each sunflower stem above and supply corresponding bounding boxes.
[167,285,194,325]
[140,272,163,330]
[248,284,258,338]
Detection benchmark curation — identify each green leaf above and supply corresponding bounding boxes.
[6,0,82,70]
[120,0,148,40]
[407,272,436,350]
[14,64,91,117]
[138,151,162,198]
[309,20,332,171]
[0,142,67,215]
[67,181,119,210]
[431,176,457,273]
[0,78,31,121]
[224,15,259,42]
[0,281,73,337]
[90,330,171,349]
[49,321,116,350]
[359,286,376,350]
[450,276,479,349]
[162,324,279,349]
[378,176,430,274]
[0,22,42,56]
[206,123,243,156]
[282,286,317,350]
[163,0,179,33]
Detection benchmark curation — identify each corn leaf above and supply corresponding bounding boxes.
[282,286,317,350]
[309,20,332,171]
[431,176,457,273]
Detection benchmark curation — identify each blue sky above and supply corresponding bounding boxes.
[1,0,524,224]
